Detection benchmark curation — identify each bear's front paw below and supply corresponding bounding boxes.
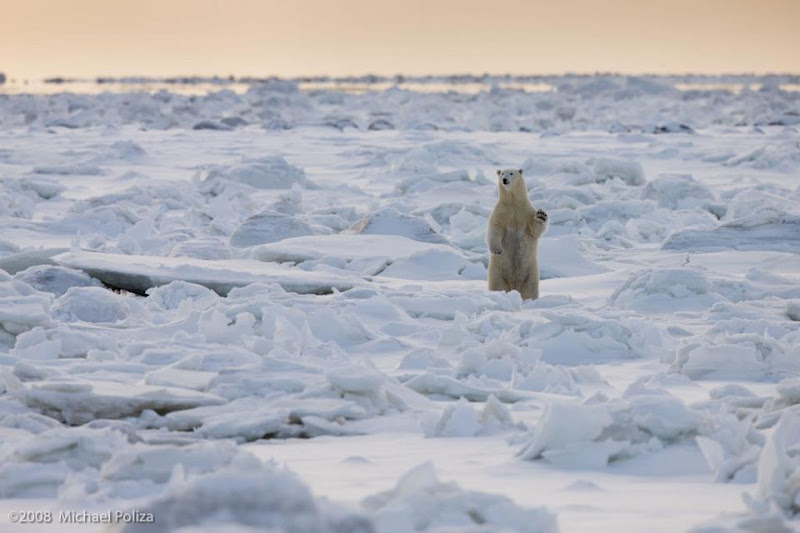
[535,209,548,223]
[490,245,503,255]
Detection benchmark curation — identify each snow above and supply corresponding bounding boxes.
[0,74,799,532]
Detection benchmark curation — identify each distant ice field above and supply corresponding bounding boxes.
[2,73,800,97]
[0,75,799,533]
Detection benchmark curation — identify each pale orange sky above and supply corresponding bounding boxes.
[1,0,798,79]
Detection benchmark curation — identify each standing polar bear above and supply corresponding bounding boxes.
[486,168,548,300]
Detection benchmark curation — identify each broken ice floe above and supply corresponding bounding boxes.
[53,250,362,295]
[348,207,447,244]
[663,214,800,253]
[1,370,225,425]
[13,265,102,297]
[364,462,558,533]
[518,392,762,476]
[423,395,516,437]
[203,155,306,190]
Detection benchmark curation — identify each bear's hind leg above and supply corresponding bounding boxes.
[488,264,506,292]
[519,278,539,300]
[488,275,505,292]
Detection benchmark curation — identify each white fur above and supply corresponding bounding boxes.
[486,169,547,300]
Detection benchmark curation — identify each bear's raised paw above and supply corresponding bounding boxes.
[535,209,548,222]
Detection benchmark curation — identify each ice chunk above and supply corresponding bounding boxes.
[662,215,800,253]
[395,170,473,194]
[534,310,665,365]
[725,141,800,171]
[145,367,217,391]
[776,378,800,405]
[326,366,385,393]
[145,281,217,310]
[196,409,290,441]
[754,413,800,514]
[0,462,72,498]
[640,174,715,209]
[0,239,20,255]
[14,265,102,297]
[678,344,766,381]
[0,185,36,219]
[518,401,613,463]
[12,327,61,360]
[252,234,467,266]
[33,163,104,176]
[349,207,447,244]
[363,462,558,533]
[425,398,482,437]
[424,395,513,438]
[380,249,472,281]
[193,120,232,131]
[627,395,703,441]
[53,250,362,296]
[230,210,316,247]
[205,156,306,189]
[0,280,54,335]
[13,426,128,469]
[52,286,133,323]
[592,158,646,185]
[610,268,720,312]
[368,119,395,131]
[12,177,67,199]
[221,116,248,127]
[170,239,233,260]
[103,140,147,161]
[788,301,800,322]
[0,426,131,497]
[1,370,226,424]
[650,122,694,134]
[112,459,372,533]
[519,395,704,466]
[101,441,246,484]
[0,248,70,275]
[404,373,528,403]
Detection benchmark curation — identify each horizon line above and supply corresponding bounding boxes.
[5,71,800,84]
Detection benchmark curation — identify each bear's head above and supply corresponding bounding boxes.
[496,168,526,199]
[496,168,523,187]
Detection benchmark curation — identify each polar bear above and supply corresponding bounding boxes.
[486,168,547,300]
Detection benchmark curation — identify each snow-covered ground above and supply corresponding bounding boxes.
[0,75,799,532]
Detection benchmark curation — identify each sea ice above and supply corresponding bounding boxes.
[1,74,799,531]
[363,462,557,533]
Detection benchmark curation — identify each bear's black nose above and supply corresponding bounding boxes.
[502,178,509,185]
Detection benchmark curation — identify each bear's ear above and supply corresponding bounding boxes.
[518,169,523,175]
[496,169,501,177]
